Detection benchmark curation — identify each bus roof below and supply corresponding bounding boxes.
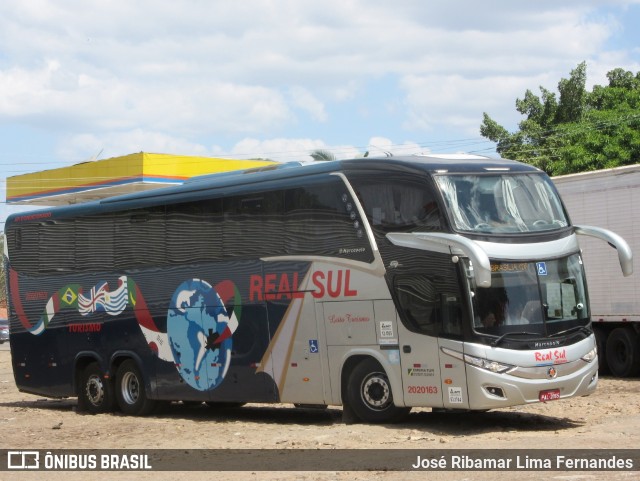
[4,155,540,227]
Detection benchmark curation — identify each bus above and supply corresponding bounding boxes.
[2,154,633,423]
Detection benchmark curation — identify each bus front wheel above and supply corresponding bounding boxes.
[78,362,114,414]
[115,360,156,416]
[346,359,409,423]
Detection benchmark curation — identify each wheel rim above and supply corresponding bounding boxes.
[121,371,140,405]
[86,374,105,406]
[360,372,392,411]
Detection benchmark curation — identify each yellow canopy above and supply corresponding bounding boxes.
[7,152,276,206]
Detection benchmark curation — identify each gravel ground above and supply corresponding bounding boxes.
[1,347,639,481]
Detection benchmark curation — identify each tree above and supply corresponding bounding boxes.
[309,149,336,162]
[481,62,640,175]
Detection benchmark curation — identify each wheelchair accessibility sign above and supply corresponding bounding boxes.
[309,340,319,354]
[536,262,548,276]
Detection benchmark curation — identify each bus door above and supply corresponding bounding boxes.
[383,302,440,409]
[394,274,471,409]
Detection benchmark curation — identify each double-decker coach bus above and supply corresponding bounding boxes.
[2,154,633,423]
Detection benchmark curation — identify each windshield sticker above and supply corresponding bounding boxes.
[536,262,548,276]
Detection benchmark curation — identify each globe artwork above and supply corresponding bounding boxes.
[167,279,233,391]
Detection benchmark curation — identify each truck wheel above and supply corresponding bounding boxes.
[346,358,410,423]
[606,327,640,378]
[593,327,609,375]
[79,362,114,414]
[115,360,156,415]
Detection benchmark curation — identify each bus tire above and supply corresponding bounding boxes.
[115,360,156,416]
[605,327,640,378]
[346,358,410,423]
[78,362,115,414]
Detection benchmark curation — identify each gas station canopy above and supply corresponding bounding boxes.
[6,152,276,206]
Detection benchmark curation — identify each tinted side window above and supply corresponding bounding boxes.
[6,224,40,275]
[114,206,166,269]
[394,275,440,336]
[224,191,285,258]
[76,214,116,273]
[284,178,373,262]
[348,172,444,238]
[166,199,223,263]
[394,274,463,338]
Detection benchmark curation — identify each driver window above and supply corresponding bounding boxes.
[394,275,462,337]
[394,276,439,336]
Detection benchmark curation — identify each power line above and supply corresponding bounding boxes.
[2,111,638,188]
[0,137,498,182]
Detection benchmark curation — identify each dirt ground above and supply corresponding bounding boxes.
[1,346,639,481]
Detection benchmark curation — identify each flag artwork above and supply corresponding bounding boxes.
[9,269,242,391]
[78,277,129,316]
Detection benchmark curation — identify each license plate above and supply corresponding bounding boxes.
[539,389,561,402]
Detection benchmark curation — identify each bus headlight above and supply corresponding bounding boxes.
[441,347,514,374]
[581,348,597,363]
[464,354,514,374]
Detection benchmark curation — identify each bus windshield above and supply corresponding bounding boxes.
[435,173,568,234]
[472,254,590,338]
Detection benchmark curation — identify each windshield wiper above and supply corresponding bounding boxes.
[549,325,591,338]
[492,331,540,347]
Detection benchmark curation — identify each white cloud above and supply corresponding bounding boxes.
[288,86,327,122]
[400,74,552,134]
[221,136,423,163]
[0,60,293,135]
[0,0,638,167]
[57,130,210,163]
[227,137,356,162]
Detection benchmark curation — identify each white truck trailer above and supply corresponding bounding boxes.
[554,164,640,377]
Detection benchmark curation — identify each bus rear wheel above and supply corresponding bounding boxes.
[78,362,114,414]
[115,360,156,416]
[346,359,409,423]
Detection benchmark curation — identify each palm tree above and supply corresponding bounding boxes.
[309,149,336,161]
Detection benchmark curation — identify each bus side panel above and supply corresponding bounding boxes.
[437,337,470,409]
[8,270,105,398]
[271,295,325,404]
[256,261,327,404]
[152,259,280,403]
[10,321,74,398]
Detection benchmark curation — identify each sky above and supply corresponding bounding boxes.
[1,0,640,228]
